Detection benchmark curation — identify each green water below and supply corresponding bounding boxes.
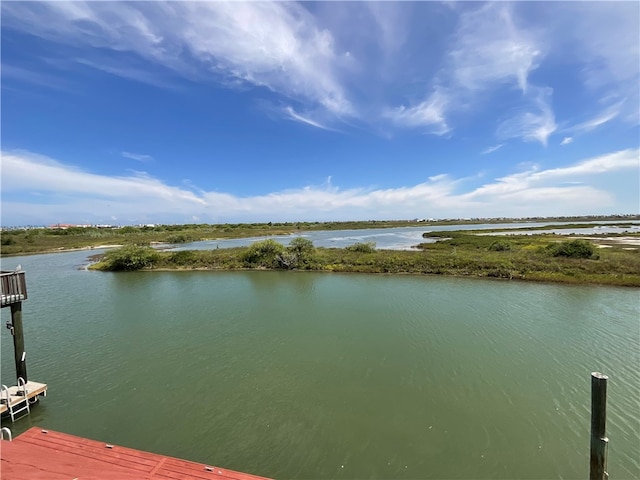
[1,250,639,479]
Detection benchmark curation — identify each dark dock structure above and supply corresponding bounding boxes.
[1,270,47,422]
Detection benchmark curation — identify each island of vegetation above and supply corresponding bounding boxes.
[88,231,640,287]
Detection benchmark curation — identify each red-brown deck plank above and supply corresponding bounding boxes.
[161,458,269,480]
[156,458,265,480]
[1,427,273,480]
[14,434,158,472]
[0,440,151,479]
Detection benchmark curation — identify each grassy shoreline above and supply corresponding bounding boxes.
[89,233,640,287]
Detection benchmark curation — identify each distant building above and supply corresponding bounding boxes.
[48,224,75,230]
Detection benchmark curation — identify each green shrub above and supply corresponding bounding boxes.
[1,236,16,246]
[169,250,197,265]
[274,237,315,269]
[118,226,141,234]
[345,242,376,253]
[488,240,511,251]
[241,239,285,267]
[287,237,314,256]
[166,234,192,244]
[546,239,598,259]
[100,245,160,271]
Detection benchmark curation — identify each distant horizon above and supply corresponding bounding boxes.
[2,2,638,226]
[2,213,639,230]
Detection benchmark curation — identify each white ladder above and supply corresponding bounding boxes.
[1,377,31,422]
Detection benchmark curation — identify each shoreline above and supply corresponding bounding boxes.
[1,244,124,258]
[576,236,640,247]
[142,265,640,288]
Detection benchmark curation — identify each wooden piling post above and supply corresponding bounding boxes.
[590,372,608,480]
[10,302,28,383]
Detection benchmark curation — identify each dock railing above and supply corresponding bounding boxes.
[1,271,28,307]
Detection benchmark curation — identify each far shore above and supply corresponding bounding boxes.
[1,244,124,257]
[1,217,638,257]
[575,236,640,247]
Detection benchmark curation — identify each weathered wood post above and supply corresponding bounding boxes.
[10,302,28,383]
[2,270,29,383]
[590,372,608,480]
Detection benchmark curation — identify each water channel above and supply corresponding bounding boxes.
[169,221,640,252]
[1,228,639,479]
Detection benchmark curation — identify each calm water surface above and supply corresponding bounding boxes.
[1,246,639,479]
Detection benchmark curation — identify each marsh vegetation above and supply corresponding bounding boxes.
[91,233,640,287]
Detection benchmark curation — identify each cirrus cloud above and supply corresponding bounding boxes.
[1,1,636,139]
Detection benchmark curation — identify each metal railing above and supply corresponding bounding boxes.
[0,427,12,441]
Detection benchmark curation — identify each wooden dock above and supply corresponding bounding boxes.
[1,269,46,422]
[0,381,47,416]
[1,427,273,480]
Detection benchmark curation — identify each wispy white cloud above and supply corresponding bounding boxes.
[1,1,352,121]
[459,151,639,216]
[122,151,153,162]
[560,137,573,146]
[386,89,449,134]
[363,2,411,58]
[74,58,179,90]
[0,64,75,92]
[528,149,638,180]
[386,2,546,136]
[497,87,557,146]
[545,3,639,125]
[482,144,504,155]
[1,1,636,137]
[568,3,639,94]
[283,107,337,132]
[2,149,636,225]
[1,151,204,206]
[568,103,622,134]
[448,3,542,94]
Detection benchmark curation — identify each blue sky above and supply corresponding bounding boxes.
[1,1,638,226]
